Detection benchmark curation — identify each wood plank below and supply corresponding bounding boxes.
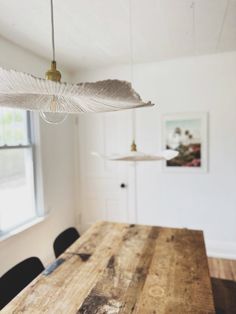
[2,222,215,314]
[78,225,160,313]
[133,228,215,314]
[208,257,236,281]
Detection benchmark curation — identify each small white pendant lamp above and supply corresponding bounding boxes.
[92,0,178,163]
[92,0,179,225]
[0,0,154,125]
[92,143,178,162]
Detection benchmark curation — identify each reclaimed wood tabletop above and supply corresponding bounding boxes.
[2,221,215,313]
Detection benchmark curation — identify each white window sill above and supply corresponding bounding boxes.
[0,215,47,242]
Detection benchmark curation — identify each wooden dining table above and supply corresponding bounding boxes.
[2,221,215,313]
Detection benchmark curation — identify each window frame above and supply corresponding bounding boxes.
[30,112,45,218]
[0,110,45,238]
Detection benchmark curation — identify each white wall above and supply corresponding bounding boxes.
[74,51,236,259]
[0,36,77,275]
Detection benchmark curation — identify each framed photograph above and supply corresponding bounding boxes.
[162,112,208,172]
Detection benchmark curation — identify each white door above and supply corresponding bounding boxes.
[76,111,135,232]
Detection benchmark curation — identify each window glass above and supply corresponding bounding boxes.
[0,108,29,146]
[0,108,36,234]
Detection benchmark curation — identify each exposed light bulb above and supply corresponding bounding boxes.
[40,111,68,125]
[40,95,68,125]
[40,60,68,124]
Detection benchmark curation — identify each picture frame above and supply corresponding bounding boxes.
[162,112,208,173]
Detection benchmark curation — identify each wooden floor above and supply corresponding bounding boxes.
[208,257,236,281]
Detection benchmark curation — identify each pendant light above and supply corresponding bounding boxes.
[92,148,178,162]
[92,0,178,224]
[93,0,178,162]
[40,0,67,124]
[0,0,154,122]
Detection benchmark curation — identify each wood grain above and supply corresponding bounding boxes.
[208,257,236,281]
[2,221,215,314]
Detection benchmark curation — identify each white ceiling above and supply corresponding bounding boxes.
[0,0,235,72]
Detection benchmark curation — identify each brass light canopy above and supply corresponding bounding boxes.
[45,61,61,82]
[45,61,62,113]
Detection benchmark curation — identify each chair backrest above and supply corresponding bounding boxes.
[53,227,80,258]
[0,257,44,309]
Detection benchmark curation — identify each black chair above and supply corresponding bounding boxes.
[211,277,236,314]
[53,227,80,258]
[0,257,44,310]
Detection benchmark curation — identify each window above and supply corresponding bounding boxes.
[0,108,39,235]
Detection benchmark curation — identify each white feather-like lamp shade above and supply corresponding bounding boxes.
[0,67,154,114]
[92,150,179,162]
